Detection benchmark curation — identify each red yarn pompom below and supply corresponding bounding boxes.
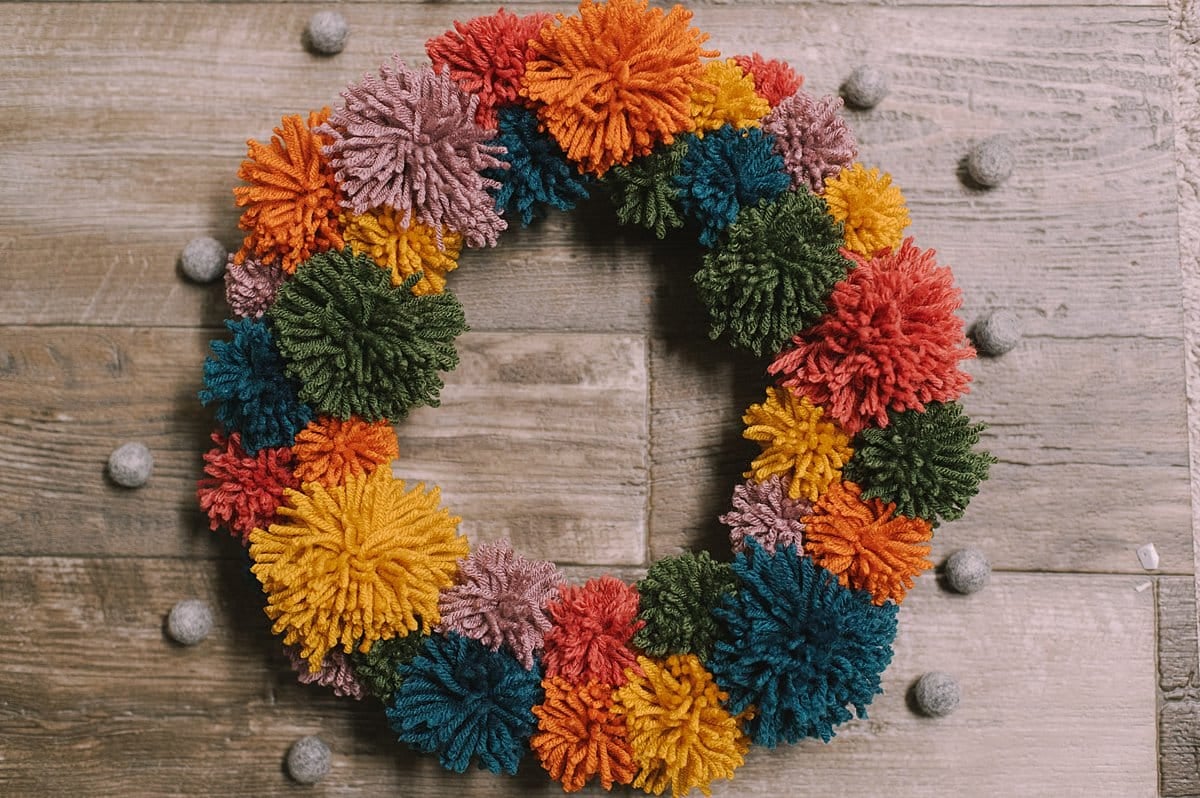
[769,238,975,435]
[197,431,299,543]
[543,576,644,686]
[733,53,803,107]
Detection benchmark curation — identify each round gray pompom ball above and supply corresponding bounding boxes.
[180,236,228,283]
[286,736,332,784]
[944,548,992,594]
[306,11,349,55]
[841,65,889,109]
[166,599,213,646]
[967,137,1014,188]
[107,441,154,488]
[971,310,1021,357]
[913,671,961,717]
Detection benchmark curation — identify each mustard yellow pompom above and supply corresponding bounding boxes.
[341,208,463,295]
[689,59,771,136]
[742,386,853,502]
[823,163,911,257]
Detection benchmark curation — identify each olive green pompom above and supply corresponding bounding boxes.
[605,139,689,239]
[349,632,428,703]
[633,551,737,660]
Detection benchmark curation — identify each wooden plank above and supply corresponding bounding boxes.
[0,327,648,565]
[0,558,1157,796]
[1159,576,1200,796]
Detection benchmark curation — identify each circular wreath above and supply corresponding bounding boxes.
[198,1,996,794]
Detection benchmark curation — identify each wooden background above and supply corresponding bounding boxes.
[1,0,1197,795]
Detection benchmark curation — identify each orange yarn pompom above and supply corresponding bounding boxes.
[233,109,344,273]
[531,678,636,793]
[803,480,933,605]
[522,0,715,176]
[292,416,399,488]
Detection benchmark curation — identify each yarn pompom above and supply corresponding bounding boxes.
[543,576,644,686]
[349,632,430,703]
[823,163,910,257]
[437,540,563,670]
[268,249,467,422]
[605,139,688,239]
[522,0,714,176]
[674,126,790,246]
[769,238,974,435]
[486,106,592,225]
[843,402,996,525]
[632,552,737,660]
[233,110,344,273]
[320,58,507,248]
[614,654,749,797]
[720,475,810,555]
[224,257,286,319]
[286,646,367,700]
[802,480,933,605]
[688,59,771,136]
[292,416,399,488]
[199,318,313,455]
[197,431,300,543]
[731,54,803,108]
[426,9,552,129]
[708,540,898,746]
[341,208,463,295]
[249,468,468,670]
[531,677,636,792]
[741,387,853,502]
[763,91,857,193]
[388,632,543,774]
[694,188,852,356]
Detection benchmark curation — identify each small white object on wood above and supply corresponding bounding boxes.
[1135,543,1160,571]
[107,441,153,488]
[967,137,1015,188]
[166,599,213,646]
[180,237,227,284]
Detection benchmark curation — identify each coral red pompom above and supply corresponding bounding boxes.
[733,53,803,107]
[542,576,644,686]
[197,431,299,543]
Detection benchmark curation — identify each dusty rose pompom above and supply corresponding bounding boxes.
[720,475,811,555]
[543,576,644,686]
[196,431,299,544]
[763,90,857,194]
[224,256,285,319]
[320,58,508,248]
[437,540,563,670]
[286,646,366,700]
[732,53,803,107]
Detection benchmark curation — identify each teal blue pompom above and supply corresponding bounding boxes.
[487,106,591,225]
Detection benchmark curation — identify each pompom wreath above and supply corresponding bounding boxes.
[843,402,996,525]
[199,318,313,455]
[802,480,933,605]
[531,677,636,792]
[487,106,592,225]
[341,208,463,295]
[249,468,468,670]
[388,633,543,774]
[688,59,770,135]
[742,386,853,502]
[674,126,790,246]
[770,238,975,435]
[224,257,285,319]
[632,551,737,660]
[286,646,367,700]
[292,416,398,488]
[437,540,562,670]
[614,654,749,797]
[732,54,803,108]
[763,90,857,193]
[823,162,910,257]
[522,0,714,176]
[197,431,299,543]
[268,249,466,422]
[321,58,507,247]
[349,632,430,703]
[694,188,852,356]
[606,139,689,239]
[720,475,810,555]
[543,576,644,686]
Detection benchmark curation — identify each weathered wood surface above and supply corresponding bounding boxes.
[1160,576,1200,796]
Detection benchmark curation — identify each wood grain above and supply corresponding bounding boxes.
[1159,576,1200,796]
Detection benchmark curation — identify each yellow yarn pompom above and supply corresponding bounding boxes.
[615,654,749,797]
[341,208,463,295]
[743,386,853,502]
[823,163,911,257]
[249,468,468,671]
[689,59,771,136]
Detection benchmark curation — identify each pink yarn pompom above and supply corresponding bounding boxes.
[224,256,285,319]
[720,475,810,555]
[762,90,857,194]
[286,646,366,700]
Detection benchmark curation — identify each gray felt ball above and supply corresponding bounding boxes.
[841,65,889,109]
[913,671,961,717]
[306,11,349,55]
[286,736,332,784]
[971,310,1021,357]
[107,441,154,488]
[166,599,213,646]
[944,548,992,595]
[180,236,228,283]
[967,137,1014,188]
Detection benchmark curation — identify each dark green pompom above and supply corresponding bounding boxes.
[349,632,428,703]
[695,189,851,356]
[605,139,689,239]
[633,551,737,660]
[843,402,997,525]
[268,249,467,421]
